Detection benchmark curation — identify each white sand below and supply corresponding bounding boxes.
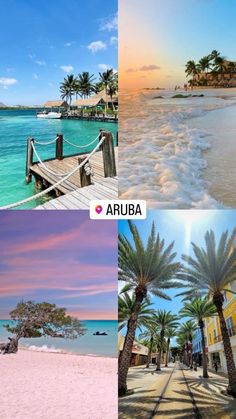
[0,349,117,419]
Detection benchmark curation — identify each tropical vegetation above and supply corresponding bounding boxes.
[185,50,236,87]
[177,229,236,396]
[118,220,181,395]
[59,69,118,111]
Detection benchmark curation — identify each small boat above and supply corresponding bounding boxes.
[93,331,108,336]
[37,111,62,119]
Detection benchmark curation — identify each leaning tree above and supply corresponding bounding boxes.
[0,301,86,354]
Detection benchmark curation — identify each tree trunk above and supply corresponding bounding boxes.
[156,349,162,371]
[0,337,19,354]
[214,294,236,397]
[118,287,146,396]
[165,338,170,367]
[146,336,153,368]
[199,320,208,378]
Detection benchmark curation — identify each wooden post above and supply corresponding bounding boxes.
[99,130,117,178]
[56,134,63,160]
[25,138,34,184]
[78,157,92,187]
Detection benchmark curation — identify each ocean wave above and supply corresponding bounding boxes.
[119,92,230,209]
[25,344,64,353]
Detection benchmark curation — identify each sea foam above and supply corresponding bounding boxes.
[119,89,236,209]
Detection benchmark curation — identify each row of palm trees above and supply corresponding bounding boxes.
[118,220,236,397]
[185,50,236,86]
[59,69,118,112]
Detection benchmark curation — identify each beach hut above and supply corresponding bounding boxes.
[74,97,105,108]
[44,100,68,111]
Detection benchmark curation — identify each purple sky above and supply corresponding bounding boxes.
[0,211,117,320]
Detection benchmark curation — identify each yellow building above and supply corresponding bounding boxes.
[206,280,236,374]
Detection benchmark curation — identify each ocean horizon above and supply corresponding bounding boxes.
[0,319,117,358]
[0,109,117,209]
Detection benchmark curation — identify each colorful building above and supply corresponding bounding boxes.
[118,334,149,366]
[205,280,236,374]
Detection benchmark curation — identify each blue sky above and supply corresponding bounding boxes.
[0,0,117,105]
[120,0,236,88]
[119,210,236,318]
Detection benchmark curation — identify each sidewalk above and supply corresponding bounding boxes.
[119,363,175,419]
[182,366,236,418]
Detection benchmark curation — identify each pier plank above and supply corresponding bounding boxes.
[35,177,118,209]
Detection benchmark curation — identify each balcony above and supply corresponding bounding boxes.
[213,325,236,343]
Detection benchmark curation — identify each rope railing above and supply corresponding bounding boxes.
[31,142,71,177]
[34,136,59,146]
[33,134,100,149]
[0,136,105,210]
[63,135,99,149]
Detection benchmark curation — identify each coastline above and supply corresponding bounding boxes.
[0,349,117,419]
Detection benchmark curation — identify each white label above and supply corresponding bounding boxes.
[90,200,147,220]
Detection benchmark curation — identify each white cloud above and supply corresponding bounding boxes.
[29,54,35,60]
[64,42,72,47]
[3,86,8,90]
[87,40,106,53]
[110,36,117,45]
[33,73,39,80]
[100,13,118,32]
[60,65,74,73]
[35,60,46,66]
[98,64,112,72]
[0,77,18,87]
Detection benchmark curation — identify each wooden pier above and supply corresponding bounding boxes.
[25,130,118,209]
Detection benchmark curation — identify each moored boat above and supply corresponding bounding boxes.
[37,111,62,119]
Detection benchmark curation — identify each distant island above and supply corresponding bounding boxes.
[185,50,236,88]
[0,104,41,110]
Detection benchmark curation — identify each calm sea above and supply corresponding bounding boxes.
[0,109,117,208]
[0,319,117,358]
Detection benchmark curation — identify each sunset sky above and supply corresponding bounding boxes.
[0,212,117,320]
[119,0,236,89]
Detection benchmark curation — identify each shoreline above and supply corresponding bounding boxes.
[0,349,117,419]
[18,343,117,359]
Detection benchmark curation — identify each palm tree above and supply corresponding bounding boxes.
[198,56,212,82]
[209,50,221,62]
[179,297,217,378]
[99,69,114,115]
[118,291,155,332]
[154,310,179,370]
[118,221,181,396]
[178,320,197,368]
[107,74,118,111]
[214,56,226,75]
[177,229,236,396]
[60,74,76,109]
[76,72,96,99]
[185,60,198,83]
[165,327,177,367]
[139,321,159,368]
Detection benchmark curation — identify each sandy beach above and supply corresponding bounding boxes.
[0,349,117,419]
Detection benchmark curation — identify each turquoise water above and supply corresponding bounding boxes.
[0,320,117,357]
[0,110,117,208]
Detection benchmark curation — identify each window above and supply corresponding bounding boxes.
[226,316,234,336]
[231,281,236,293]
